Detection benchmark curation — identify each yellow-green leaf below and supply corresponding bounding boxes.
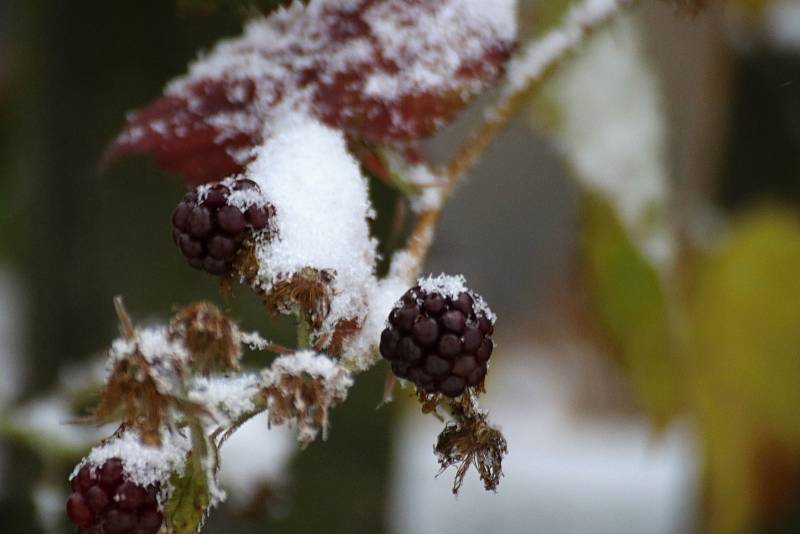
[581,193,680,426]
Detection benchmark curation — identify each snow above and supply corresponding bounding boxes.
[504,0,628,97]
[72,428,190,504]
[262,350,351,387]
[188,374,261,426]
[417,274,496,323]
[341,275,408,370]
[246,114,378,341]
[238,330,271,351]
[545,13,674,268]
[197,176,269,212]
[218,413,295,508]
[362,0,517,98]
[108,326,190,395]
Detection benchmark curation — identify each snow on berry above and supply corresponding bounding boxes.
[70,428,189,504]
[243,114,378,344]
[105,0,518,184]
[380,276,496,398]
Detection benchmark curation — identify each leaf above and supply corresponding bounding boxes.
[688,208,800,533]
[163,453,211,534]
[105,0,516,184]
[580,193,680,426]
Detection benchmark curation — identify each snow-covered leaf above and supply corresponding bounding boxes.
[105,0,517,184]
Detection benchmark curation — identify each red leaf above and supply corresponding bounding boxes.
[105,0,516,184]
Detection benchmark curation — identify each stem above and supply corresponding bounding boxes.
[296,314,311,349]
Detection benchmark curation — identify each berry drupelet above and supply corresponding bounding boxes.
[171,178,273,276]
[66,457,163,534]
[379,279,495,398]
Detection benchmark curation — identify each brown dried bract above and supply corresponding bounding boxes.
[261,372,348,448]
[264,268,334,329]
[435,397,508,495]
[93,354,171,446]
[171,301,241,373]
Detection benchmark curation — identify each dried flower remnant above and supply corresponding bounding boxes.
[171,301,243,373]
[94,324,190,445]
[104,0,518,184]
[259,351,353,446]
[434,398,508,495]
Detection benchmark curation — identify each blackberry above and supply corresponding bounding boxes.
[171,178,273,276]
[66,458,163,534]
[379,280,495,398]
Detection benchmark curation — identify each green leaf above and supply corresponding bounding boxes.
[163,453,211,534]
[580,193,680,426]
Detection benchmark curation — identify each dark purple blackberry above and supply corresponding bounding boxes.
[66,458,163,534]
[380,280,495,398]
[171,178,273,276]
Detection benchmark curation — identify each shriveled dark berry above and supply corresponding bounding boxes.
[424,354,451,378]
[379,328,400,360]
[412,317,439,348]
[170,177,273,276]
[440,310,466,333]
[67,458,164,534]
[476,338,493,363]
[106,509,136,534]
[452,355,478,378]
[86,485,110,513]
[439,376,467,397]
[394,306,418,333]
[67,493,93,529]
[423,293,446,315]
[380,279,496,397]
[397,336,423,363]
[217,205,247,235]
[437,334,461,357]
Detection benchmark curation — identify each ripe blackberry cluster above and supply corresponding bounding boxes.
[66,458,163,534]
[171,178,272,275]
[379,284,495,398]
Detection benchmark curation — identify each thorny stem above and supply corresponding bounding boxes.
[401,0,639,280]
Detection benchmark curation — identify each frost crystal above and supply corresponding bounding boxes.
[247,114,378,342]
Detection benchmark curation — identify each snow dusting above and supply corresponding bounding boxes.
[188,374,261,426]
[418,274,496,323]
[108,326,190,395]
